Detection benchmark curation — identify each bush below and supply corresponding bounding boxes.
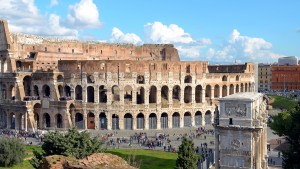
[175,137,199,169]
[0,137,25,167]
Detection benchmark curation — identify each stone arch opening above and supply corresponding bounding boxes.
[124,113,133,130]
[75,113,84,129]
[241,83,244,92]
[229,84,234,95]
[112,114,119,130]
[184,86,192,103]
[0,111,7,129]
[23,76,32,96]
[137,75,145,84]
[57,75,64,83]
[222,85,227,97]
[124,85,133,102]
[222,75,228,81]
[161,86,169,105]
[236,84,240,93]
[172,112,180,128]
[249,83,252,92]
[75,85,83,100]
[205,85,211,99]
[87,86,94,103]
[43,113,51,128]
[205,110,212,125]
[34,85,39,97]
[195,111,202,126]
[43,85,51,97]
[245,83,248,92]
[56,114,63,128]
[16,60,21,69]
[137,87,145,104]
[184,75,192,83]
[184,112,192,127]
[173,85,181,104]
[161,113,168,129]
[195,85,203,103]
[112,85,120,101]
[87,112,95,129]
[99,112,107,130]
[33,103,41,129]
[137,113,145,129]
[9,113,15,129]
[1,84,6,99]
[99,85,107,103]
[58,85,63,98]
[149,86,157,103]
[236,75,240,81]
[149,113,157,129]
[64,85,71,98]
[214,85,220,98]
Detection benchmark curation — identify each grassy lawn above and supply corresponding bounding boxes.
[268,94,297,110]
[3,145,43,169]
[106,149,178,169]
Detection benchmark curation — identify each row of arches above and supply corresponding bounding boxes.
[66,82,254,104]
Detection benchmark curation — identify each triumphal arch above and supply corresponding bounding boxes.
[0,20,256,131]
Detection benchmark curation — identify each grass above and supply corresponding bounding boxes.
[3,145,43,169]
[106,149,178,169]
[268,94,297,110]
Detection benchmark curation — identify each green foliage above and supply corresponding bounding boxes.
[0,138,25,167]
[41,128,103,159]
[268,95,297,110]
[269,102,300,169]
[29,150,45,169]
[175,137,198,169]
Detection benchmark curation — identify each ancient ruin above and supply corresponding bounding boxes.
[0,20,256,131]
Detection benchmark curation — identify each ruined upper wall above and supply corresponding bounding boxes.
[0,20,11,51]
[208,63,255,74]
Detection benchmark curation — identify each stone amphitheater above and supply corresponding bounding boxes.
[0,20,256,132]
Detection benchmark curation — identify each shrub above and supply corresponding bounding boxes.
[0,137,25,167]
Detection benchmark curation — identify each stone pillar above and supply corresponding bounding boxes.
[180,114,184,128]
[94,86,99,103]
[70,88,75,100]
[120,89,124,105]
[180,87,184,104]
[145,89,149,105]
[83,111,88,130]
[157,114,161,130]
[169,113,172,128]
[191,86,195,104]
[50,114,56,128]
[15,113,20,130]
[144,114,149,130]
[191,113,195,126]
[95,112,99,130]
[168,87,172,105]
[201,114,205,126]
[233,85,236,94]
[132,89,137,104]
[82,87,87,103]
[226,86,229,96]
[24,111,28,131]
[6,112,10,129]
[157,89,161,104]
[119,115,124,130]
[255,133,261,169]
[201,89,206,103]
[210,87,214,99]
[133,115,136,130]
[219,86,222,98]
[107,112,112,130]
[39,113,44,129]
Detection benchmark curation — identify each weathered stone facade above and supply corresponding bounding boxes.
[214,93,268,169]
[0,20,256,131]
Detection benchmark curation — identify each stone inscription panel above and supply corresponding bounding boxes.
[225,103,246,117]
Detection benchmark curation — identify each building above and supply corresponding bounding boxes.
[271,65,300,91]
[214,92,268,169]
[258,64,272,92]
[278,56,298,66]
[0,20,256,132]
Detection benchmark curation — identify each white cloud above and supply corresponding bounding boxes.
[67,0,101,29]
[110,27,142,45]
[208,29,284,63]
[50,0,58,7]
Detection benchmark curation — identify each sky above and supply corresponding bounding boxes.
[0,0,300,64]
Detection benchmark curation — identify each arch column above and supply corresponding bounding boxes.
[180,114,184,128]
[120,89,124,105]
[119,113,124,130]
[82,87,87,102]
[145,89,149,105]
[94,86,99,103]
[83,111,87,130]
[191,86,195,104]
[24,111,28,131]
[15,113,20,130]
[70,89,75,100]
[201,89,206,103]
[39,113,44,129]
[226,86,229,96]
[169,113,172,128]
[94,112,99,130]
[201,113,205,126]
[132,89,137,104]
[50,114,56,128]
[168,88,173,105]
[157,113,161,130]
[191,113,195,126]
[219,86,222,98]
[107,112,112,130]
[210,87,214,99]
[180,88,184,104]
[132,116,136,130]
[6,112,10,129]
[144,114,149,129]
[233,85,236,94]
[157,89,161,104]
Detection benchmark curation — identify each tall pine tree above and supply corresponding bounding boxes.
[175,137,198,169]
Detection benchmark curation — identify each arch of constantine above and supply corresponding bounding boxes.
[0,20,256,132]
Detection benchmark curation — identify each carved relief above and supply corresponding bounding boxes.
[231,139,241,150]
[225,103,246,117]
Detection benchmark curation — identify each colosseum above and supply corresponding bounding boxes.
[0,20,256,132]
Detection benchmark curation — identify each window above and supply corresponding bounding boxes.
[58,48,61,52]
[72,49,74,53]
[229,118,233,125]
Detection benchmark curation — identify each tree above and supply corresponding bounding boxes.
[0,138,25,167]
[269,102,300,169]
[175,137,198,169]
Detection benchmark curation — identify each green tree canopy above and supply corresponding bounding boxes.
[0,137,25,167]
[175,137,198,169]
[269,102,300,169]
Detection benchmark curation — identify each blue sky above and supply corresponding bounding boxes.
[1,0,300,63]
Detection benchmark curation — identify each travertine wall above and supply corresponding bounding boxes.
[0,19,256,132]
